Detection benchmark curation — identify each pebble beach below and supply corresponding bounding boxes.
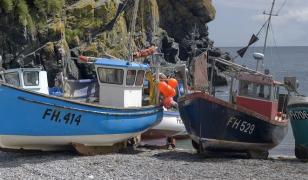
[0,148,307,180]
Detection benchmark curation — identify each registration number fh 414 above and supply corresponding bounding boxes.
[42,108,82,126]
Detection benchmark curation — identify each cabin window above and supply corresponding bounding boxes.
[97,67,124,85]
[135,70,145,86]
[4,72,20,87]
[23,71,39,86]
[239,80,271,100]
[126,70,136,86]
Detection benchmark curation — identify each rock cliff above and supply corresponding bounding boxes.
[0,0,223,86]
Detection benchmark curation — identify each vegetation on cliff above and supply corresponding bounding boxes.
[0,0,220,86]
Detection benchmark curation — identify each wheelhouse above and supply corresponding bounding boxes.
[95,58,148,108]
[236,72,283,119]
[0,68,49,94]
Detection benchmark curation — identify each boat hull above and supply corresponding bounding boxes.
[142,111,188,140]
[288,96,308,159]
[178,92,288,154]
[0,84,163,151]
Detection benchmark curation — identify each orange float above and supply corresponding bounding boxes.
[158,81,176,97]
[168,78,178,89]
[133,46,157,59]
[163,97,173,109]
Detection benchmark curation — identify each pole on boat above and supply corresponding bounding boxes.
[128,0,140,62]
[209,58,216,96]
[257,0,277,71]
[154,53,162,105]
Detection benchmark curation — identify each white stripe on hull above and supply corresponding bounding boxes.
[0,133,140,151]
[150,116,187,137]
[288,96,308,106]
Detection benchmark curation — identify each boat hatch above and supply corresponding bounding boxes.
[95,58,148,108]
[236,75,282,120]
[0,68,49,94]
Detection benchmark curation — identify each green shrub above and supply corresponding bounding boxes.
[15,0,30,26]
[0,0,14,12]
[33,0,65,16]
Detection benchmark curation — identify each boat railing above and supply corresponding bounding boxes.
[213,57,272,78]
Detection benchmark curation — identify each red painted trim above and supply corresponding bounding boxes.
[236,96,278,120]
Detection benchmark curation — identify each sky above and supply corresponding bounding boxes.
[208,0,308,47]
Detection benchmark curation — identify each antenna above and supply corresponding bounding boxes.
[256,0,278,71]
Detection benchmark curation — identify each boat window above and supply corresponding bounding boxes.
[4,72,20,87]
[23,71,39,86]
[126,70,136,86]
[97,67,124,85]
[239,80,271,100]
[135,70,145,86]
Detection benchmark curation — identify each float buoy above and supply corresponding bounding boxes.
[133,46,157,59]
[157,78,179,109]
[167,78,178,89]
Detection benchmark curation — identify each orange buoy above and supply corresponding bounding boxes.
[163,97,173,109]
[158,81,177,97]
[168,78,178,89]
[158,81,168,94]
[169,88,176,97]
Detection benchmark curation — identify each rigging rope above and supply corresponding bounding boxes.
[276,0,288,15]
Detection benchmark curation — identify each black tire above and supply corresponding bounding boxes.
[247,150,269,159]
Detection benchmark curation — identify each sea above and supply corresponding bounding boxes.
[177,46,308,157]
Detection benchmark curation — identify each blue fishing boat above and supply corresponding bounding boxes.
[0,58,163,153]
[288,95,308,159]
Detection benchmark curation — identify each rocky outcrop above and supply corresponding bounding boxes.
[0,0,226,87]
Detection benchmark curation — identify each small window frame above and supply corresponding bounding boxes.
[126,70,137,86]
[23,71,40,86]
[135,70,145,86]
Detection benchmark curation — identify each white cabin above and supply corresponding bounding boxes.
[94,58,148,108]
[0,68,49,94]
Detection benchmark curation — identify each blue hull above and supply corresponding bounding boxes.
[178,92,288,154]
[0,84,163,150]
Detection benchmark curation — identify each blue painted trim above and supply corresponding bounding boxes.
[95,58,149,69]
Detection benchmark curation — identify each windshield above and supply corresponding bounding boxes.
[97,67,124,85]
[4,72,20,87]
[239,80,272,100]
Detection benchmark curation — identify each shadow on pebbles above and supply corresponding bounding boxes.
[0,148,307,179]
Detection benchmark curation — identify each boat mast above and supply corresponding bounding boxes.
[257,0,277,71]
[128,0,140,62]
